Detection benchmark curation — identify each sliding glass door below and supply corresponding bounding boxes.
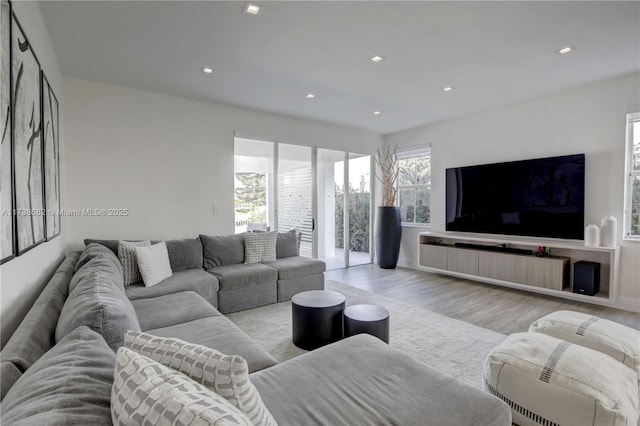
[347,153,372,267]
[277,144,313,258]
[235,137,372,269]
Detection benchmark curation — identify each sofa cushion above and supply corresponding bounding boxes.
[0,252,80,374]
[276,229,300,259]
[84,238,119,255]
[208,263,278,291]
[201,233,245,268]
[244,231,277,264]
[529,310,640,379]
[69,245,124,294]
[75,242,122,273]
[483,332,638,426]
[131,291,221,331]
[56,256,141,351]
[250,334,511,426]
[112,347,252,426]
[0,362,22,401]
[125,269,220,307]
[135,242,173,286]
[85,238,203,272]
[144,316,278,373]
[166,238,203,271]
[118,240,151,285]
[265,256,326,280]
[1,326,115,426]
[124,331,277,426]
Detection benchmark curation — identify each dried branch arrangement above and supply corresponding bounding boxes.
[375,145,399,207]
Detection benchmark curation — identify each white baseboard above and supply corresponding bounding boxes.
[396,259,418,270]
[614,297,640,313]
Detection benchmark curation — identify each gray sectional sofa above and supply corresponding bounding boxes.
[0,238,511,425]
[84,230,325,313]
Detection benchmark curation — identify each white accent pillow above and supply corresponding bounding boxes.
[124,331,278,426]
[134,242,172,287]
[118,240,151,285]
[111,347,252,426]
[244,232,277,264]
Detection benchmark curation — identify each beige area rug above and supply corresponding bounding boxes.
[227,280,506,389]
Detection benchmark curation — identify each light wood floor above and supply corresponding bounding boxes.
[326,264,640,334]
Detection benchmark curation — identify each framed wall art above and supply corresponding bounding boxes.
[1,0,14,263]
[12,11,44,254]
[42,73,59,240]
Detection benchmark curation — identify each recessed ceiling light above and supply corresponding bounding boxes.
[557,46,574,55]
[243,2,261,16]
[370,55,385,63]
[443,86,454,92]
[373,111,381,115]
[202,67,213,74]
[306,93,316,99]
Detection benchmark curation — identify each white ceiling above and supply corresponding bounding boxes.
[38,1,640,135]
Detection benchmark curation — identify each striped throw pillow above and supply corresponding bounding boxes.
[244,232,277,264]
[111,347,252,426]
[124,331,278,426]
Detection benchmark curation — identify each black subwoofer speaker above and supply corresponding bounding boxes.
[573,261,600,296]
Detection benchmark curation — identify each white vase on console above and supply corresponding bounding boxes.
[584,224,600,247]
[600,216,617,247]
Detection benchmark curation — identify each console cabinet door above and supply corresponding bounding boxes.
[515,257,569,290]
[419,245,448,270]
[478,252,516,282]
[447,248,479,275]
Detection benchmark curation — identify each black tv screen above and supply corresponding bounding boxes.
[445,154,585,240]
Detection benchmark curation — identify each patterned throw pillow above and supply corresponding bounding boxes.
[124,331,278,426]
[112,347,252,426]
[118,240,151,285]
[244,232,277,264]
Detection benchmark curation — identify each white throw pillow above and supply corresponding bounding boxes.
[124,331,278,426]
[134,242,172,287]
[111,347,252,426]
[118,240,151,285]
[244,232,277,264]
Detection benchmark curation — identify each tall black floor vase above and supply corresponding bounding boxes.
[376,206,402,269]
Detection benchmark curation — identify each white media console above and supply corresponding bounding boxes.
[417,231,620,307]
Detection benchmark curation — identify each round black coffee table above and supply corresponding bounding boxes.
[291,290,345,350]
[344,304,390,343]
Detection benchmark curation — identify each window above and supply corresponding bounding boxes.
[397,148,431,225]
[624,112,640,239]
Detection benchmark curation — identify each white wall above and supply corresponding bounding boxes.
[386,73,640,312]
[0,1,65,347]
[62,78,382,248]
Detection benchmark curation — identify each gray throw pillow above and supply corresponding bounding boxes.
[276,229,300,259]
[56,256,141,351]
[83,238,119,255]
[166,238,203,271]
[1,326,115,426]
[200,233,245,268]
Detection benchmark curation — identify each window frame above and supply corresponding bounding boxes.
[396,147,432,228]
[624,111,640,241]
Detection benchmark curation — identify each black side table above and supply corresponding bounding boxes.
[344,304,390,343]
[291,290,345,350]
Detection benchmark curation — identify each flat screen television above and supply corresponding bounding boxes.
[445,154,585,240]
